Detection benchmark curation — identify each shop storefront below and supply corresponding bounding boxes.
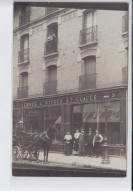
[13,87,127,156]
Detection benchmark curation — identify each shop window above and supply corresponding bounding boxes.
[80,11,97,44]
[79,56,96,90]
[18,34,29,64]
[82,102,120,145]
[44,23,58,55]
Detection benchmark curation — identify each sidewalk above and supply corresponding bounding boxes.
[13,152,126,171]
[37,151,126,171]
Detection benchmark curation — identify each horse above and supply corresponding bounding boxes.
[31,124,57,163]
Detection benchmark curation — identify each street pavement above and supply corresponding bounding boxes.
[12,151,126,171]
[37,151,126,171]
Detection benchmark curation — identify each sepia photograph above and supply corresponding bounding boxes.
[12,2,129,177]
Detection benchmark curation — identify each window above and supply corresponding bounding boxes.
[18,34,29,63]
[80,11,97,44]
[17,72,28,98]
[48,65,57,82]
[45,23,58,55]
[83,11,96,29]
[44,65,57,95]
[84,56,96,75]
[19,6,30,26]
[19,72,28,87]
[79,56,96,90]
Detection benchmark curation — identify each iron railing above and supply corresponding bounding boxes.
[18,48,29,63]
[80,25,97,45]
[122,14,128,33]
[17,86,28,98]
[44,39,58,55]
[44,80,57,95]
[79,73,97,90]
[122,67,128,84]
[19,10,31,26]
[45,8,59,16]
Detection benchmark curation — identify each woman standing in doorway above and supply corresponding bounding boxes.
[64,132,72,156]
[78,129,86,156]
[73,129,81,155]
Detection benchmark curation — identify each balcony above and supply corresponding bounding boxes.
[79,73,97,90]
[122,67,128,85]
[17,86,28,99]
[122,14,128,33]
[79,26,97,45]
[44,39,58,56]
[45,8,59,16]
[44,80,57,95]
[19,10,31,26]
[18,48,29,66]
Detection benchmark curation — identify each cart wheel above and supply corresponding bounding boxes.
[23,150,29,159]
[12,146,20,161]
[35,150,39,161]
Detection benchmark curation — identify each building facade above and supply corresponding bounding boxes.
[13,6,128,155]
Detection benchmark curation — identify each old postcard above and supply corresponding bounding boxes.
[12,2,129,177]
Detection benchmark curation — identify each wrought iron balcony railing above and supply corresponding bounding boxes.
[79,73,97,90]
[122,67,128,84]
[18,48,29,64]
[17,86,28,98]
[44,39,58,56]
[19,10,31,26]
[44,80,57,95]
[80,25,97,45]
[122,14,128,33]
[45,8,59,16]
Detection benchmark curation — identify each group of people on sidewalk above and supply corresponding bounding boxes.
[64,128,104,158]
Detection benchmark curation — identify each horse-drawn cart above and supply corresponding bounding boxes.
[12,125,56,163]
[12,135,39,161]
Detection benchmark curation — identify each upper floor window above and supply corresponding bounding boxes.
[17,72,28,98]
[83,11,96,29]
[84,56,96,75]
[48,65,57,82]
[80,11,97,45]
[19,72,28,87]
[79,56,96,90]
[44,23,58,56]
[44,65,57,95]
[18,34,29,64]
[19,6,30,26]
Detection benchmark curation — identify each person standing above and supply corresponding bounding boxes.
[73,129,81,155]
[85,128,94,157]
[78,129,86,156]
[93,130,103,157]
[15,120,25,146]
[64,132,72,156]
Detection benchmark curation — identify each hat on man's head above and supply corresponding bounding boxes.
[18,120,23,124]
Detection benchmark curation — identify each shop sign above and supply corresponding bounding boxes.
[13,91,119,109]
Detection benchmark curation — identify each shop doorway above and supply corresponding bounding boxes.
[73,113,83,132]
